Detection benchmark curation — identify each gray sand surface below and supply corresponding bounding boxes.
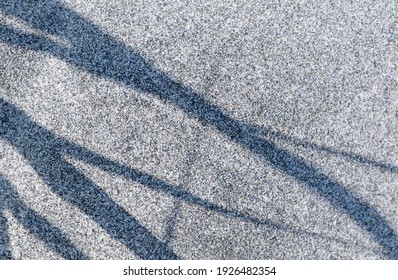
[1,0,397,259]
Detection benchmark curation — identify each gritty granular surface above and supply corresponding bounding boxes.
[1,0,398,259]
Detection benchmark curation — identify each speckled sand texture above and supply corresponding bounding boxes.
[1,0,398,259]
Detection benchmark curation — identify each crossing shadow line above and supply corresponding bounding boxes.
[0,98,380,258]
[0,99,178,260]
[1,0,397,259]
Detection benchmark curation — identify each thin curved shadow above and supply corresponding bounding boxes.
[164,201,181,246]
[258,127,398,174]
[0,173,87,259]
[0,100,178,260]
[0,98,360,251]
[1,0,397,258]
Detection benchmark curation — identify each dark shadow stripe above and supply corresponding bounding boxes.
[0,173,87,259]
[242,134,398,259]
[258,126,398,174]
[1,0,397,258]
[0,100,178,260]
[1,99,364,251]
[0,212,13,260]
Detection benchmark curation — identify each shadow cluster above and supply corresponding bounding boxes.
[1,0,397,259]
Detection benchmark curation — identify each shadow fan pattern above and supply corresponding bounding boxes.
[1,0,397,259]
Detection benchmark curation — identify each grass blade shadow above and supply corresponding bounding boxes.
[0,99,178,260]
[1,0,397,258]
[0,173,87,259]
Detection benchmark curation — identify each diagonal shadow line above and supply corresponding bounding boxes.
[0,98,342,243]
[0,98,368,251]
[0,101,178,260]
[164,200,181,246]
[257,126,398,174]
[1,1,397,258]
[0,173,87,259]
[0,212,12,260]
[57,133,396,252]
[2,22,396,176]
